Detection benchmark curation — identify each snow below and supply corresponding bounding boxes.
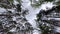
[21,0,58,34]
[36,0,39,1]
[9,28,16,32]
[40,2,54,10]
[22,0,54,34]
[0,7,7,13]
[13,0,19,5]
[0,0,60,34]
[54,26,60,33]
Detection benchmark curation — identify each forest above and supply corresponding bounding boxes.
[0,0,60,34]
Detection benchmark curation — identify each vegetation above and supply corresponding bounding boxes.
[0,0,60,34]
[0,0,33,34]
[33,0,60,34]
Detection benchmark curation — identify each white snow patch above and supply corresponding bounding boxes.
[13,0,19,5]
[0,7,7,13]
[54,26,60,33]
[9,28,16,32]
[40,2,54,10]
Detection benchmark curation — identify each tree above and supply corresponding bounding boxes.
[0,0,60,34]
[30,0,60,34]
[0,0,33,34]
